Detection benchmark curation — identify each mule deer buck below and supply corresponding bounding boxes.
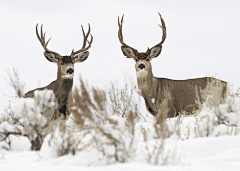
[24,24,93,116]
[118,13,227,117]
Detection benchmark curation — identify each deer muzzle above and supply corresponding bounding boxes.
[138,64,145,70]
[67,68,74,74]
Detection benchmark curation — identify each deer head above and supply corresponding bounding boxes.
[36,24,93,79]
[118,13,166,77]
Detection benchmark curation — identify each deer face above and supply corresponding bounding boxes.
[59,56,74,79]
[36,24,92,79]
[44,51,89,79]
[121,45,162,77]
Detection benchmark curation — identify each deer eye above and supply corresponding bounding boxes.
[61,62,64,65]
[146,59,149,62]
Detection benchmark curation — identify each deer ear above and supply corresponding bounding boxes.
[149,45,162,58]
[73,51,89,63]
[121,46,137,59]
[44,52,59,63]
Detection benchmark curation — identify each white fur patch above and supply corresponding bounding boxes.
[62,74,73,79]
[151,98,155,103]
[136,70,148,78]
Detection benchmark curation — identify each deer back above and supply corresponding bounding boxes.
[149,77,227,116]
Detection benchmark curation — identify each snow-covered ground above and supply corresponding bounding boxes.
[1,136,240,171]
[1,89,240,171]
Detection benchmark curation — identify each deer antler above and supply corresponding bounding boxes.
[118,15,138,54]
[71,24,93,57]
[118,13,166,55]
[153,13,167,47]
[36,24,61,58]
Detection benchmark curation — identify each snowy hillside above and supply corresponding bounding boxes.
[1,81,240,171]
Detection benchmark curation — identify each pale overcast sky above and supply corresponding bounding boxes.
[1,1,240,113]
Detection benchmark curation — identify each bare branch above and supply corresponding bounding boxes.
[5,68,25,98]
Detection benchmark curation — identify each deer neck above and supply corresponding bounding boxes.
[56,72,74,93]
[136,68,159,115]
[136,67,156,95]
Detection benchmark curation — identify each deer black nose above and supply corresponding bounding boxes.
[138,64,145,70]
[67,68,74,74]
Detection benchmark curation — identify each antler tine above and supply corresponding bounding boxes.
[81,33,93,51]
[81,25,86,48]
[118,15,124,44]
[118,15,137,51]
[36,24,44,49]
[41,25,44,45]
[71,24,93,56]
[36,24,61,57]
[88,34,93,45]
[81,23,91,49]
[36,24,40,42]
[118,15,127,46]
[158,12,167,45]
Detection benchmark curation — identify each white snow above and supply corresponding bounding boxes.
[0,137,240,171]
[1,91,240,171]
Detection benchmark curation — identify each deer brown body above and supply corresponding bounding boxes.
[118,13,227,117]
[24,24,93,116]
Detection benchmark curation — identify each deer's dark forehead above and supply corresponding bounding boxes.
[62,56,73,63]
[137,53,147,59]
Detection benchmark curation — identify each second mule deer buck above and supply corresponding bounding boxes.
[118,13,227,117]
[24,24,93,116]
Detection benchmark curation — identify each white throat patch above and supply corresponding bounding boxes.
[62,74,74,79]
[136,69,148,78]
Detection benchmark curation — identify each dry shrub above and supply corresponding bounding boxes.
[49,130,90,157]
[235,88,240,97]
[67,78,139,163]
[108,82,139,118]
[5,68,25,98]
[0,101,17,125]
